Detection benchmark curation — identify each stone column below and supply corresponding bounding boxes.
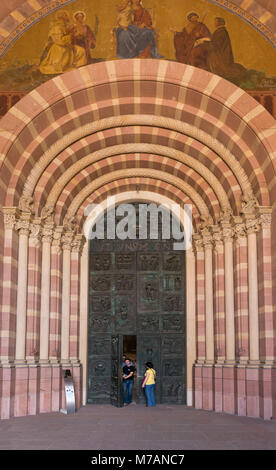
[186,246,196,407]
[245,217,260,365]
[0,208,19,419]
[14,214,31,417]
[256,208,273,364]
[49,227,63,412]
[70,234,84,363]
[202,229,214,411]
[39,225,54,364]
[26,220,42,417]
[212,225,225,413]
[26,220,42,363]
[202,230,214,364]
[221,224,235,414]
[70,234,84,409]
[257,208,273,420]
[79,240,89,406]
[39,224,54,414]
[233,219,249,364]
[193,235,205,364]
[61,231,74,365]
[49,227,63,364]
[244,216,261,417]
[1,208,19,362]
[222,225,235,364]
[15,216,31,363]
[233,219,248,417]
[192,234,205,409]
[212,226,225,362]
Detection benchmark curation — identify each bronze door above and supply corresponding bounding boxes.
[111,335,124,407]
[87,211,186,405]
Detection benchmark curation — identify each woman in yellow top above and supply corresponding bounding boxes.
[142,361,156,407]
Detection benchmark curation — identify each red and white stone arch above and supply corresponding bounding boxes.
[0,59,275,420]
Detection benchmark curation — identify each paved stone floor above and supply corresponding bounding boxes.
[0,404,276,450]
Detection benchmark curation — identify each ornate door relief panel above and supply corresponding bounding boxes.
[87,209,186,405]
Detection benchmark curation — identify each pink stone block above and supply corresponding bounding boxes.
[27,367,40,416]
[223,393,235,414]
[194,389,203,409]
[247,396,260,418]
[14,367,29,417]
[40,366,52,413]
[246,368,259,381]
[202,372,214,411]
[51,368,62,412]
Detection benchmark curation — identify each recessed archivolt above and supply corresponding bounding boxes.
[43,144,231,211]
[52,168,211,225]
[0,59,273,205]
[53,159,219,224]
[76,180,200,231]
[33,127,241,210]
[18,115,256,204]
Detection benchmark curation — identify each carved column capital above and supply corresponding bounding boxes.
[245,217,261,235]
[201,229,213,250]
[232,217,247,242]
[71,234,85,253]
[192,234,204,253]
[62,231,74,251]
[52,226,63,254]
[257,207,272,229]
[16,216,32,236]
[2,207,19,230]
[221,224,234,242]
[211,225,223,251]
[42,225,54,244]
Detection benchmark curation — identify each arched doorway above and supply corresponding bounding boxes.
[87,202,186,406]
[0,59,275,420]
